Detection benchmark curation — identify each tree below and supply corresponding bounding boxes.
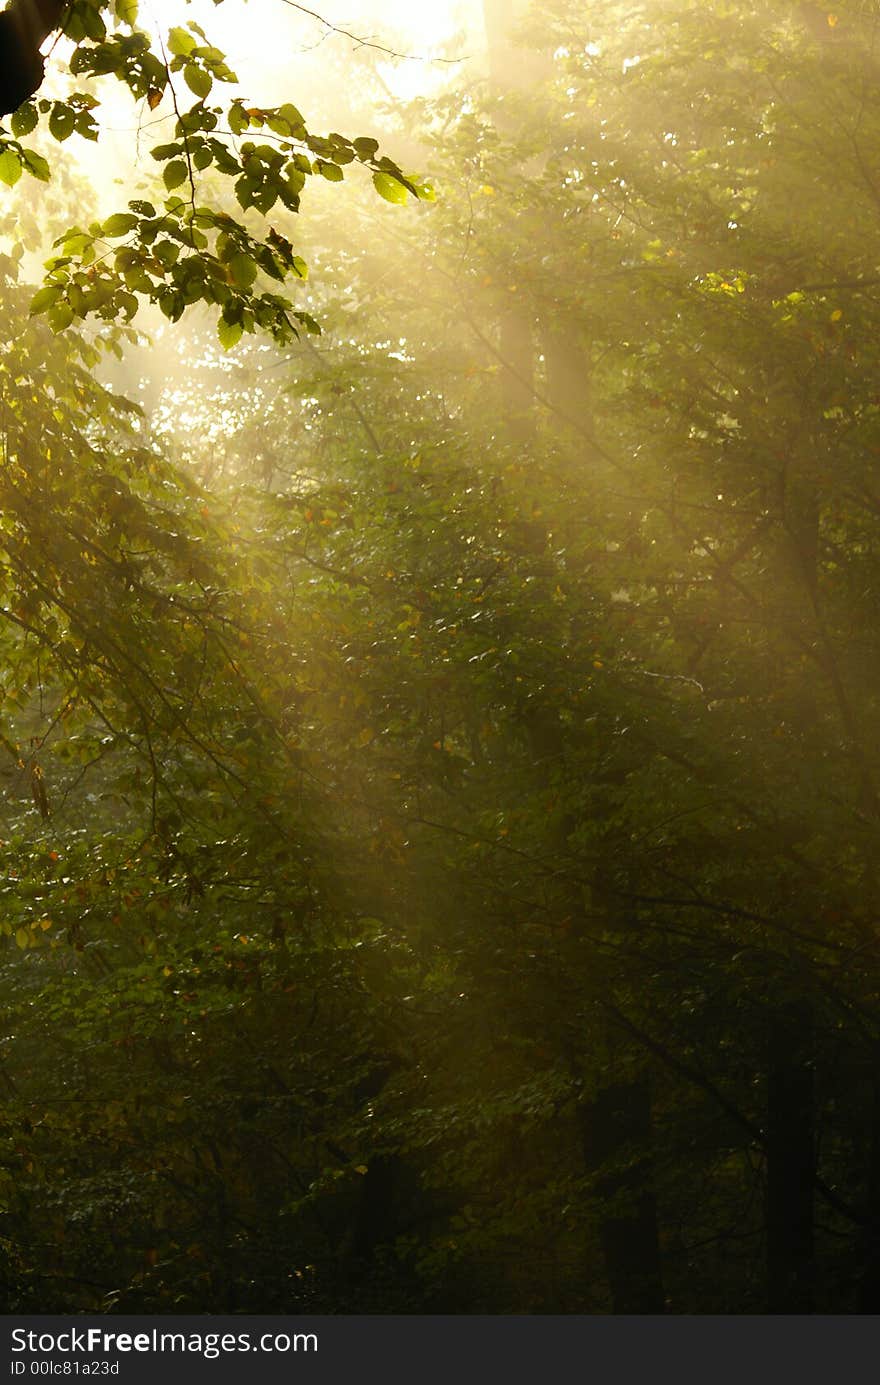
[236,0,880,1310]
[0,0,434,349]
[4,0,880,1315]
[0,0,66,116]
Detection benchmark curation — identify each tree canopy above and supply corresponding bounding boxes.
[1,0,433,347]
[1,0,879,1315]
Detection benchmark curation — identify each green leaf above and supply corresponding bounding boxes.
[163,160,189,191]
[153,239,180,267]
[48,301,74,333]
[14,927,28,950]
[21,149,50,181]
[228,103,249,135]
[267,103,305,136]
[228,253,257,289]
[184,65,213,99]
[55,227,90,254]
[82,5,106,39]
[10,103,38,137]
[115,0,138,22]
[167,26,196,57]
[29,284,63,315]
[293,309,320,335]
[372,171,408,205]
[317,160,344,182]
[103,213,138,238]
[278,102,305,129]
[74,111,99,141]
[0,149,22,187]
[158,288,184,321]
[218,315,243,350]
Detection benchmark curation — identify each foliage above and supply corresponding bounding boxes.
[2,0,880,1315]
[0,0,434,348]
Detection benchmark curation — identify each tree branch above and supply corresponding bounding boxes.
[277,0,466,63]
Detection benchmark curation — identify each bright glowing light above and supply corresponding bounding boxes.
[49,0,477,211]
[140,0,474,103]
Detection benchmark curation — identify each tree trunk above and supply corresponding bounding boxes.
[0,0,67,115]
[766,1002,815,1312]
[543,321,593,437]
[579,1077,665,1312]
[857,1058,880,1311]
[482,0,536,442]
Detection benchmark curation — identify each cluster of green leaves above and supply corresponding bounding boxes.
[0,0,433,347]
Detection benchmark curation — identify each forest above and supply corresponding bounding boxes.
[0,0,878,1315]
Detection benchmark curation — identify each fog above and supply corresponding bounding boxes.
[56,0,481,202]
[3,0,878,1319]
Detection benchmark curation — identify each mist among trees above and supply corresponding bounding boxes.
[0,0,878,1314]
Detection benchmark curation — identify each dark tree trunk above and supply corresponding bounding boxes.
[580,1077,665,1313]
[543,322,593,437]
[482,0,522,79]
[497,308,536,443]
[481,0,536,443]
[783,468,820,605]
[351,1154,400,1262]
[858,1059,880,1312]
[0,0,67,115]
[766,1003,815,1312]
[522,725,665,1311]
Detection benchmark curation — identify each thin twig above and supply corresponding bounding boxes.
[278,0,467,63]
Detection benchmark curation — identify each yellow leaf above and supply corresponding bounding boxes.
[827,13,838,26]
[15,927,29,949]
[830,308,843,321]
